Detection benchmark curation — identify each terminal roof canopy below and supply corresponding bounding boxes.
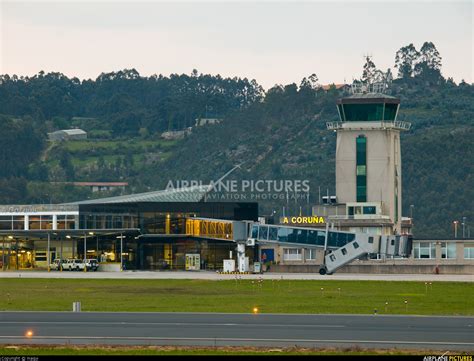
[336,93,401,122]
[67,185,211,205]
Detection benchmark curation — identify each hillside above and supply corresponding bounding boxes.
[0,69,472,238]
[147,80,474,238]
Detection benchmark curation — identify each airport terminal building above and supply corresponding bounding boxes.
[1,185,472,274]
[0,186,259,271]
[1,88,472,274]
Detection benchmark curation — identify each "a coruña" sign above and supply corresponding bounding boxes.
[280,216,325,225]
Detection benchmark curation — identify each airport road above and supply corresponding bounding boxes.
[0,271,473,282]
[0,312,473,351]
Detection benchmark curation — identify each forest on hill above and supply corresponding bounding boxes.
[0,41,472,238]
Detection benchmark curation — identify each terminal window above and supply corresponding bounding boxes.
[258,226,268,240]
[441,242,456,259]
[283,248,302,261]
[363,206,376,215]
[414,242,436,259]
[268,227,278,241]
[28,215,53,230]
[0,216,13,230]
[305,248,317,260]
[463,246,474,259]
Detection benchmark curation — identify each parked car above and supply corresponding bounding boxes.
[49,259,63,270]
[62,259,86,271]
[85,259,99,272]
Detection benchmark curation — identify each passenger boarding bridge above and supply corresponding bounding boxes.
[183,217,413,274]
[247,222,412,274]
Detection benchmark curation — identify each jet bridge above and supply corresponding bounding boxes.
[320,233,412,275]
[184,219,412,274]
[247,222,412,275]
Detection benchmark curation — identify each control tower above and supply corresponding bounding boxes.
[321,84,412,235]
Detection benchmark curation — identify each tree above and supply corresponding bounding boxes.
[394,44,419,79]
[0,116,44,178]
[418,42,442,70]
[385,68,393,84]
[300,73,319,90]
[361,56,377,84]
[28,163,49,181]
[97,156,106,170]
[59,151,75,180]
[414,42,443,82]
[0,178,27,203]
[138,127,149,138]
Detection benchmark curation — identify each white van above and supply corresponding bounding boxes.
[62,259,86,271]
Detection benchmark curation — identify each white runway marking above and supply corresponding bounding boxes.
[0,335,472,347]
[0,321,346,328]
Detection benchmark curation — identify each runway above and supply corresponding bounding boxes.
[0,312,473,351]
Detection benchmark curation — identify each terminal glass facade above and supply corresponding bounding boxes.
[29,215,53,230]
[0,216,25,230]
[76,201,257,271]
[134,239,247,271]
[0,202,258,271]
[186,219,234,241]
[79,202,257,234]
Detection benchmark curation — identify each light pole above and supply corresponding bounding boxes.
[117,233,125,271]
[453,221,459,238]
[47,232,51,272]
[84,232,94,272]
[63,235,70,271]
[2,236,5,271]
[462,217,466,238]
[83,232,87,272]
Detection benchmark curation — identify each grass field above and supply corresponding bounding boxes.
[0,279,472,315]
[0,345,455,356]
[63,139,178,152]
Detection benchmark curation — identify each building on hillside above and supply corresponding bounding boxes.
[320,83,351,92]
[48,129,87,141]
[195,118,222,127]
[72,182,128,193]
[160,127,192,140]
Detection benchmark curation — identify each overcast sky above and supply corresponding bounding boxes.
[0,0,472,89]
